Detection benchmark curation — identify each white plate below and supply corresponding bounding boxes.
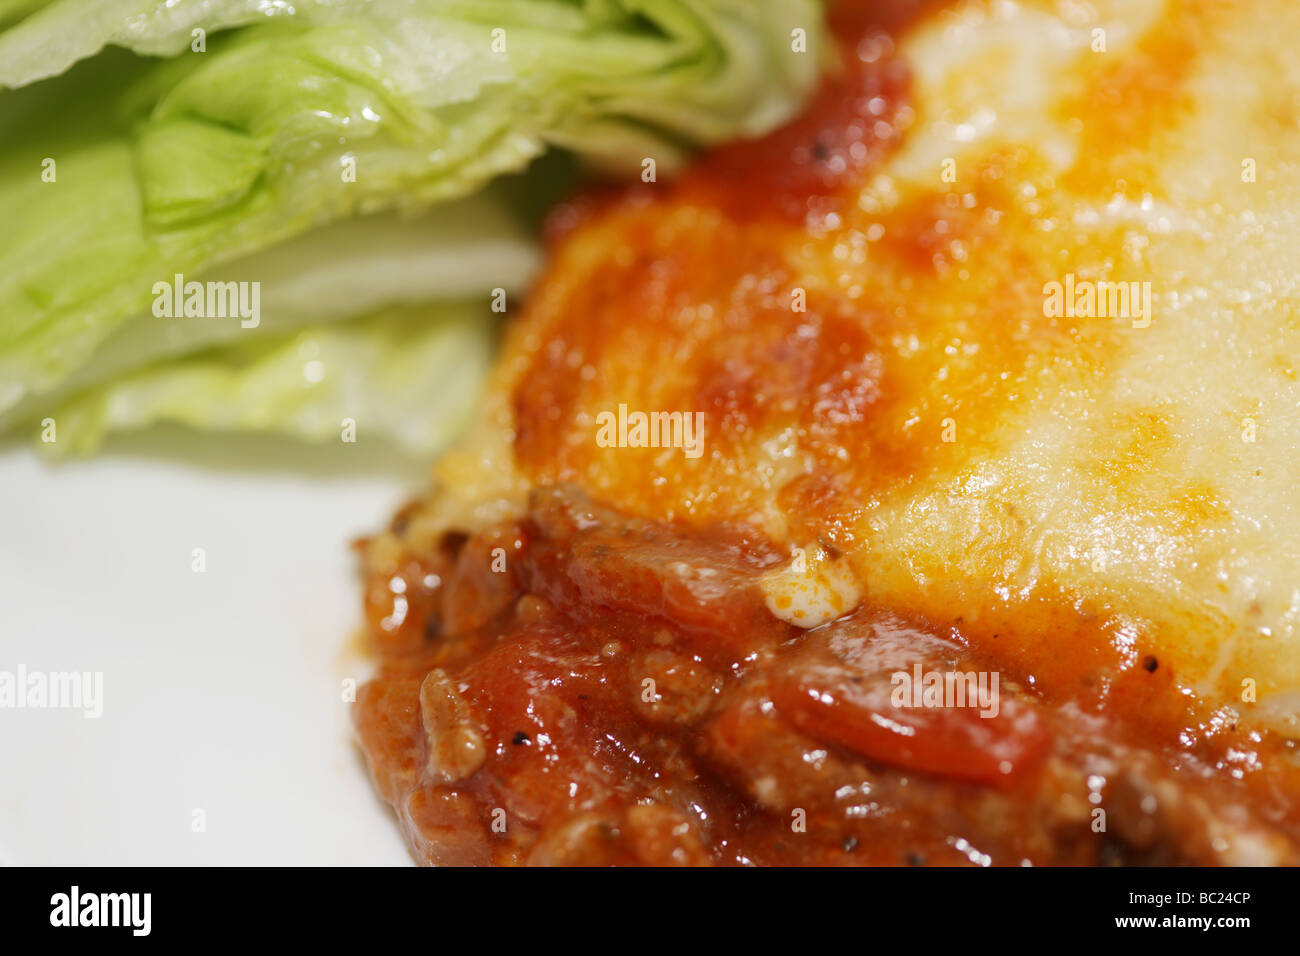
[0,429,421,865]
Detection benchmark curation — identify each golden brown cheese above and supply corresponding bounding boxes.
[425,0,1300,740]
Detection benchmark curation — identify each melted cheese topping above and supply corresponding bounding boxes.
[859,0,1300,731]
[429,0,1300,734]
[761,543,864,627]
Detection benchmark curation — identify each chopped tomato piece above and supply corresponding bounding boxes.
[772,670,1050,788]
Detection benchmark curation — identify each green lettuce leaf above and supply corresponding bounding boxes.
[0,184,546,430]
[0,0,52,32]
[0,0,823,451]
[41,301,498,455]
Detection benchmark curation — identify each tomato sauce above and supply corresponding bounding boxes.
[355,482,1300,865]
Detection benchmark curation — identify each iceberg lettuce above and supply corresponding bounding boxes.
[43,301,498,455]
[0,0,824,455]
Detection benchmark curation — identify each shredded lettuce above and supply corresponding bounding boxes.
[0,0,824,455]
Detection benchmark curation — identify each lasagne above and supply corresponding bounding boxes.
[353,0,1300,865]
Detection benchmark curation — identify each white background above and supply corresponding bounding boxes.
[0,429,417,864]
